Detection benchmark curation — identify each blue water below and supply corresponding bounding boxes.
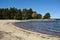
[15,21,60,37]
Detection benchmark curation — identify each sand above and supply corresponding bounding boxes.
[0,20,60,40]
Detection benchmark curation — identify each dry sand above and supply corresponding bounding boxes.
[0,20,60,40]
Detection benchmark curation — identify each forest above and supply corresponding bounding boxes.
[0,7,51,20]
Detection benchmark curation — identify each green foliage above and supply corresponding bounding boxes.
[22,8,33,20]
[22,9,28,20]
[32,12,37,19]
[43,12,51,19]
[37,14,42,19]
[0,7,51,20]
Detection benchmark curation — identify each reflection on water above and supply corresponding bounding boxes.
[15,21,60,37]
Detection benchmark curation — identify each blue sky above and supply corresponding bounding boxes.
[0,0,60,18]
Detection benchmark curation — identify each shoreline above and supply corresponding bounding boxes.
[0,20,60,40]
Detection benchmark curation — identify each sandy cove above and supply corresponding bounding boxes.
[0,20,60,40]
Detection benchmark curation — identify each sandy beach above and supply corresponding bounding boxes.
[0,20,60,40]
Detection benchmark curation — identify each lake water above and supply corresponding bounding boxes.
[15,21,60,37]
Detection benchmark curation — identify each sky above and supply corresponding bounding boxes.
[0,0,60,18]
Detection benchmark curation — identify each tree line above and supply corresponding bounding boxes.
[0,7,51,20]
